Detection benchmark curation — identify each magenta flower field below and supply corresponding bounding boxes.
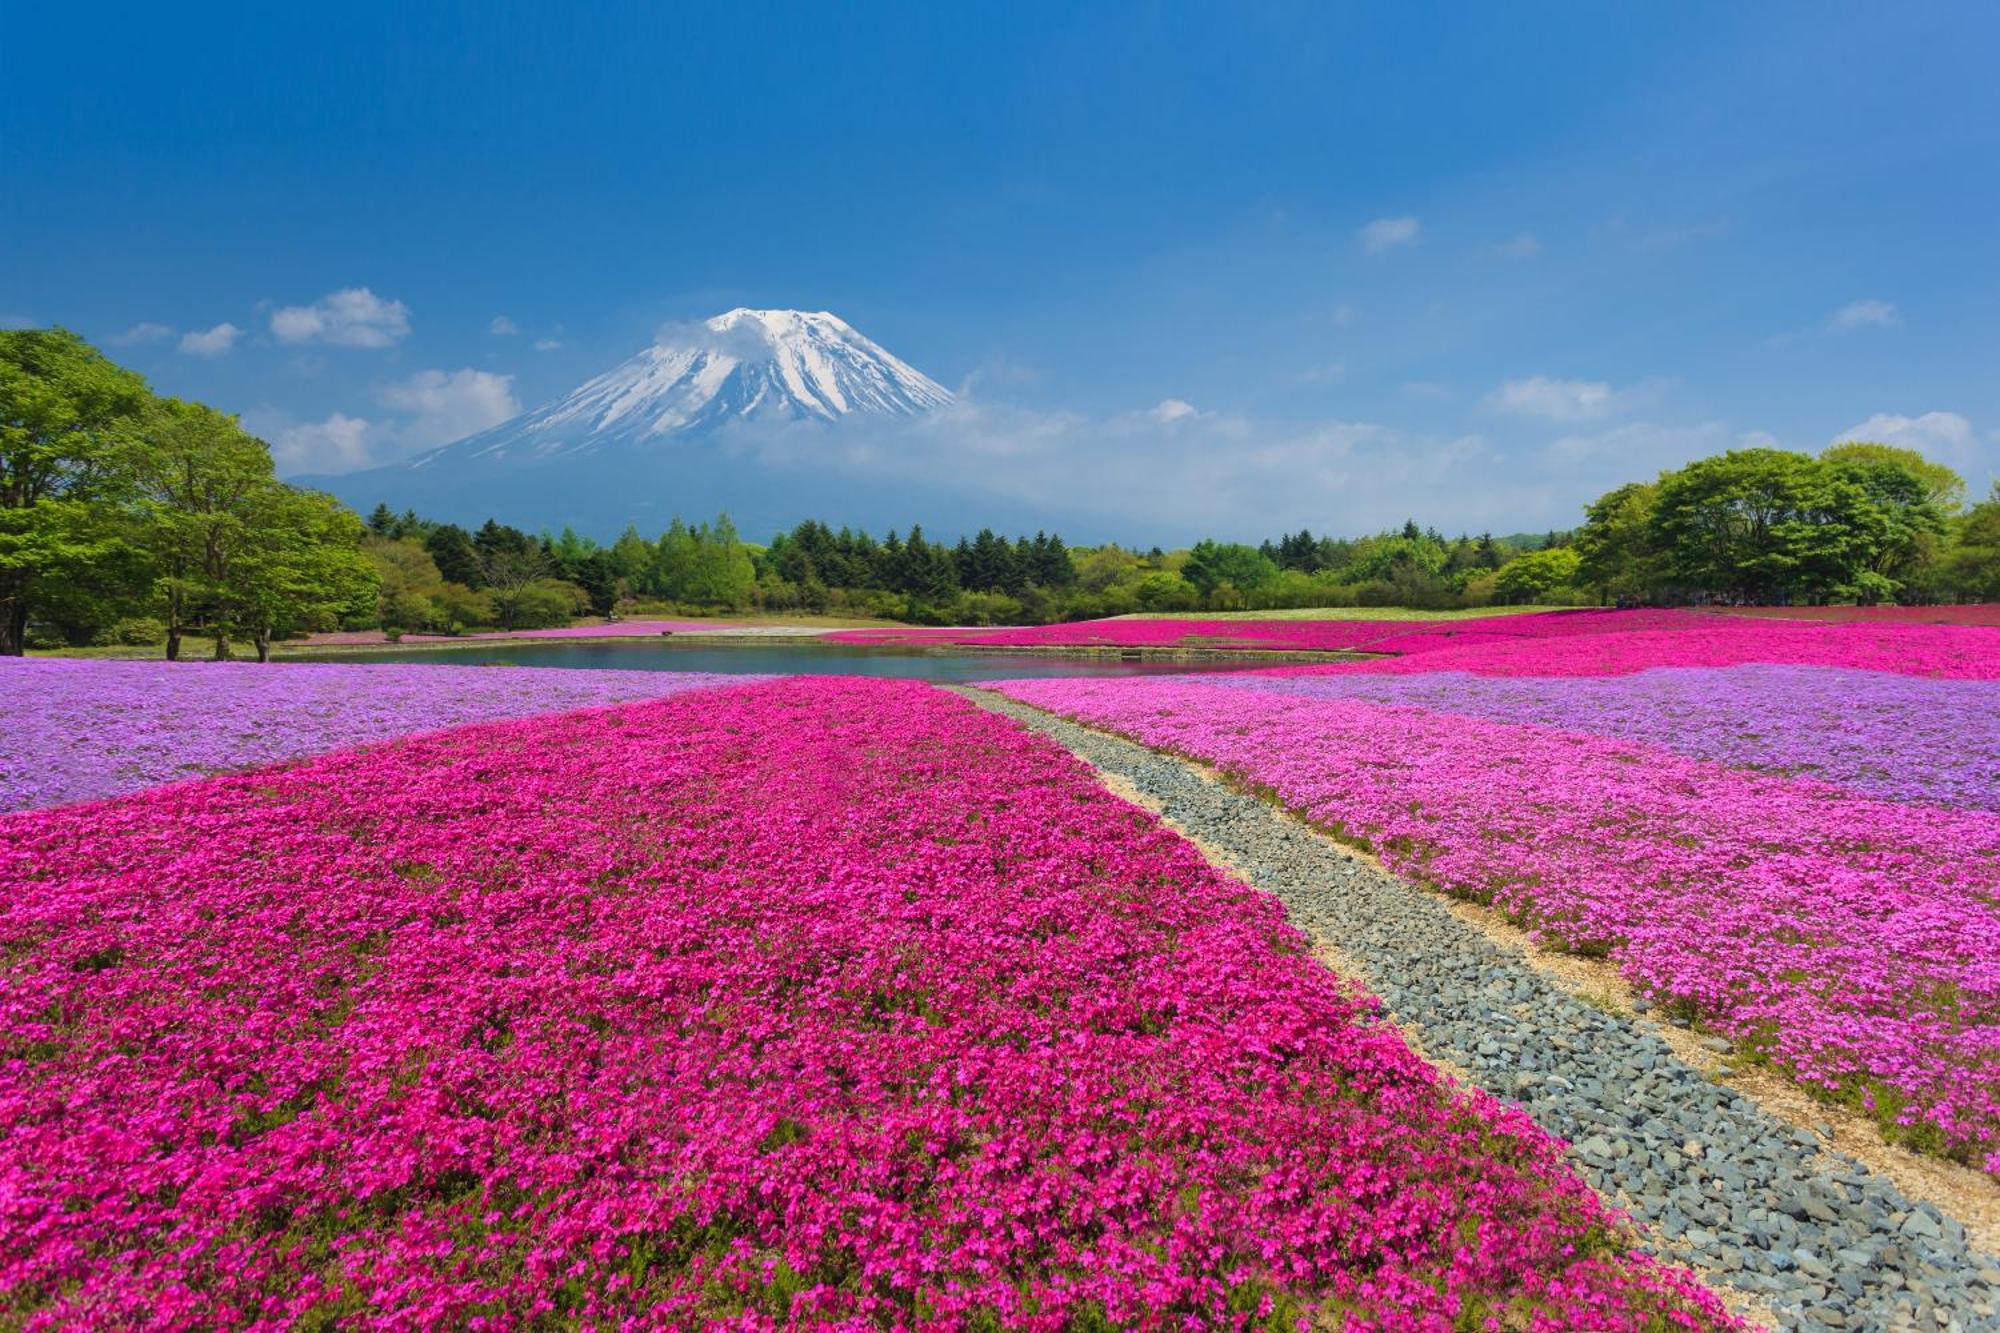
[993,625,2000,1173]
[0,659,760,813]
[0,678,1728,1329]
[833,608,2000,680]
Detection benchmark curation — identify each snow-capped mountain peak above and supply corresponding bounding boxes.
[415,307,952,469]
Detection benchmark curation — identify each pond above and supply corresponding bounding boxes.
[289,639,1271,682]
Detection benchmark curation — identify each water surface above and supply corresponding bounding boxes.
[293,639,1263,682]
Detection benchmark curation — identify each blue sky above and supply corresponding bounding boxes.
[5,1,1996,539]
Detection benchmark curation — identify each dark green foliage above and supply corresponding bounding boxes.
[1575,444,1956,605]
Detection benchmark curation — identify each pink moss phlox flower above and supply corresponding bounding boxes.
[833,610,2000,681]
[990,673,2000,1171]
[0,677,1732,1328]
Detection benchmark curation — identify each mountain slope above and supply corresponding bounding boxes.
[416,308,951,470]
[306,309,957,535]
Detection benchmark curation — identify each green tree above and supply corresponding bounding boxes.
[1822,441,1966,512]
[424,523,482,587]
[1821,449,1949,598]
[1649,448,1883,603]
[1181,540,1278,596]
[1493,547,1582,604]
[126,398,281,659]
[0,329,152,654]
[225,486,376,659]
[1942,484,2000,601]
[1573,482,1661,604]
[367,535,451,631]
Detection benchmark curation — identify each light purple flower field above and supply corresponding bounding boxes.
[0,659,761,813]
[1223,663,2000,811]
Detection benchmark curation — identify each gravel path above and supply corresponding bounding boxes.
[961,689,2000,1332]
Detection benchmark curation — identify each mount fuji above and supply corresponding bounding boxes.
[308,309,963,537]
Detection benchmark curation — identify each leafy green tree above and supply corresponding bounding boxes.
[1821,449,1949,598]
[126,398,282,659]
[424,523,482,587]
[1649,448,1884,603]
[1181,540,1278,596]
[0,329,152,654]
[367,536,452,631]
[608,525,653,583]
[1493,547,1582,604]
[1822,441,1966,512]
[1133,570,1199,610]
[1943,484,2000,601]
[575,550,620,616]
[225,486,376,659]
[1574,482,1661,604]
[891,524,959,603]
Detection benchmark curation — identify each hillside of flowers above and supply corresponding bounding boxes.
[0,660,760,813]
[991,624,2000,1174]
[0,677,1730,1329]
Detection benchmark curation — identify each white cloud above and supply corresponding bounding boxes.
[269,287,412,348]
[1538,422,1736,504]
[177,322,241,358]
[376,368,519,448]
[1328,301,1357,326]
[1829,299,1899,331]
[1148,398,1199,425]
[1833,411,1974,455]
[489,315,520,336]
[1485,375,1648,422]
[1738,429,1782,449]
[1491,232,1541,260]
[719,390,1668,538]
[533,337,562,351]
[251,368,519,477]
[1358,216,1421,255]
[261,412,376,473]
[110,321,175,346]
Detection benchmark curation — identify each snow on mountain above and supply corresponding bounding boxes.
[411,308,952,469]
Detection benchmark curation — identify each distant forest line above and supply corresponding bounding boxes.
[5,329,1999,654]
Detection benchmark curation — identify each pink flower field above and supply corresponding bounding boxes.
[831,608,2000,679]
[0,677,1730,1329]
[991,620,2000,1173]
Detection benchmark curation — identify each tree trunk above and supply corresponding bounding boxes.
[166,628,181,661]
[254,630,271,663]
[213,633,229,662]
[0,601,25,657]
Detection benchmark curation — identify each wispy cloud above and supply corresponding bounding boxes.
[177,322,242,358]
[376,368,520,448]
[489,315,520,336]
[255,368,520,475]
[258,412,376,473]
[1358,216,1420,255]
[533,337,563,351]
[269,287,411,348]
[1484,375,1656,423]
[1834,411,1972,452]
[1490,231,1541,260]
[1828,299,1898,331]
[109,321,175,346]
